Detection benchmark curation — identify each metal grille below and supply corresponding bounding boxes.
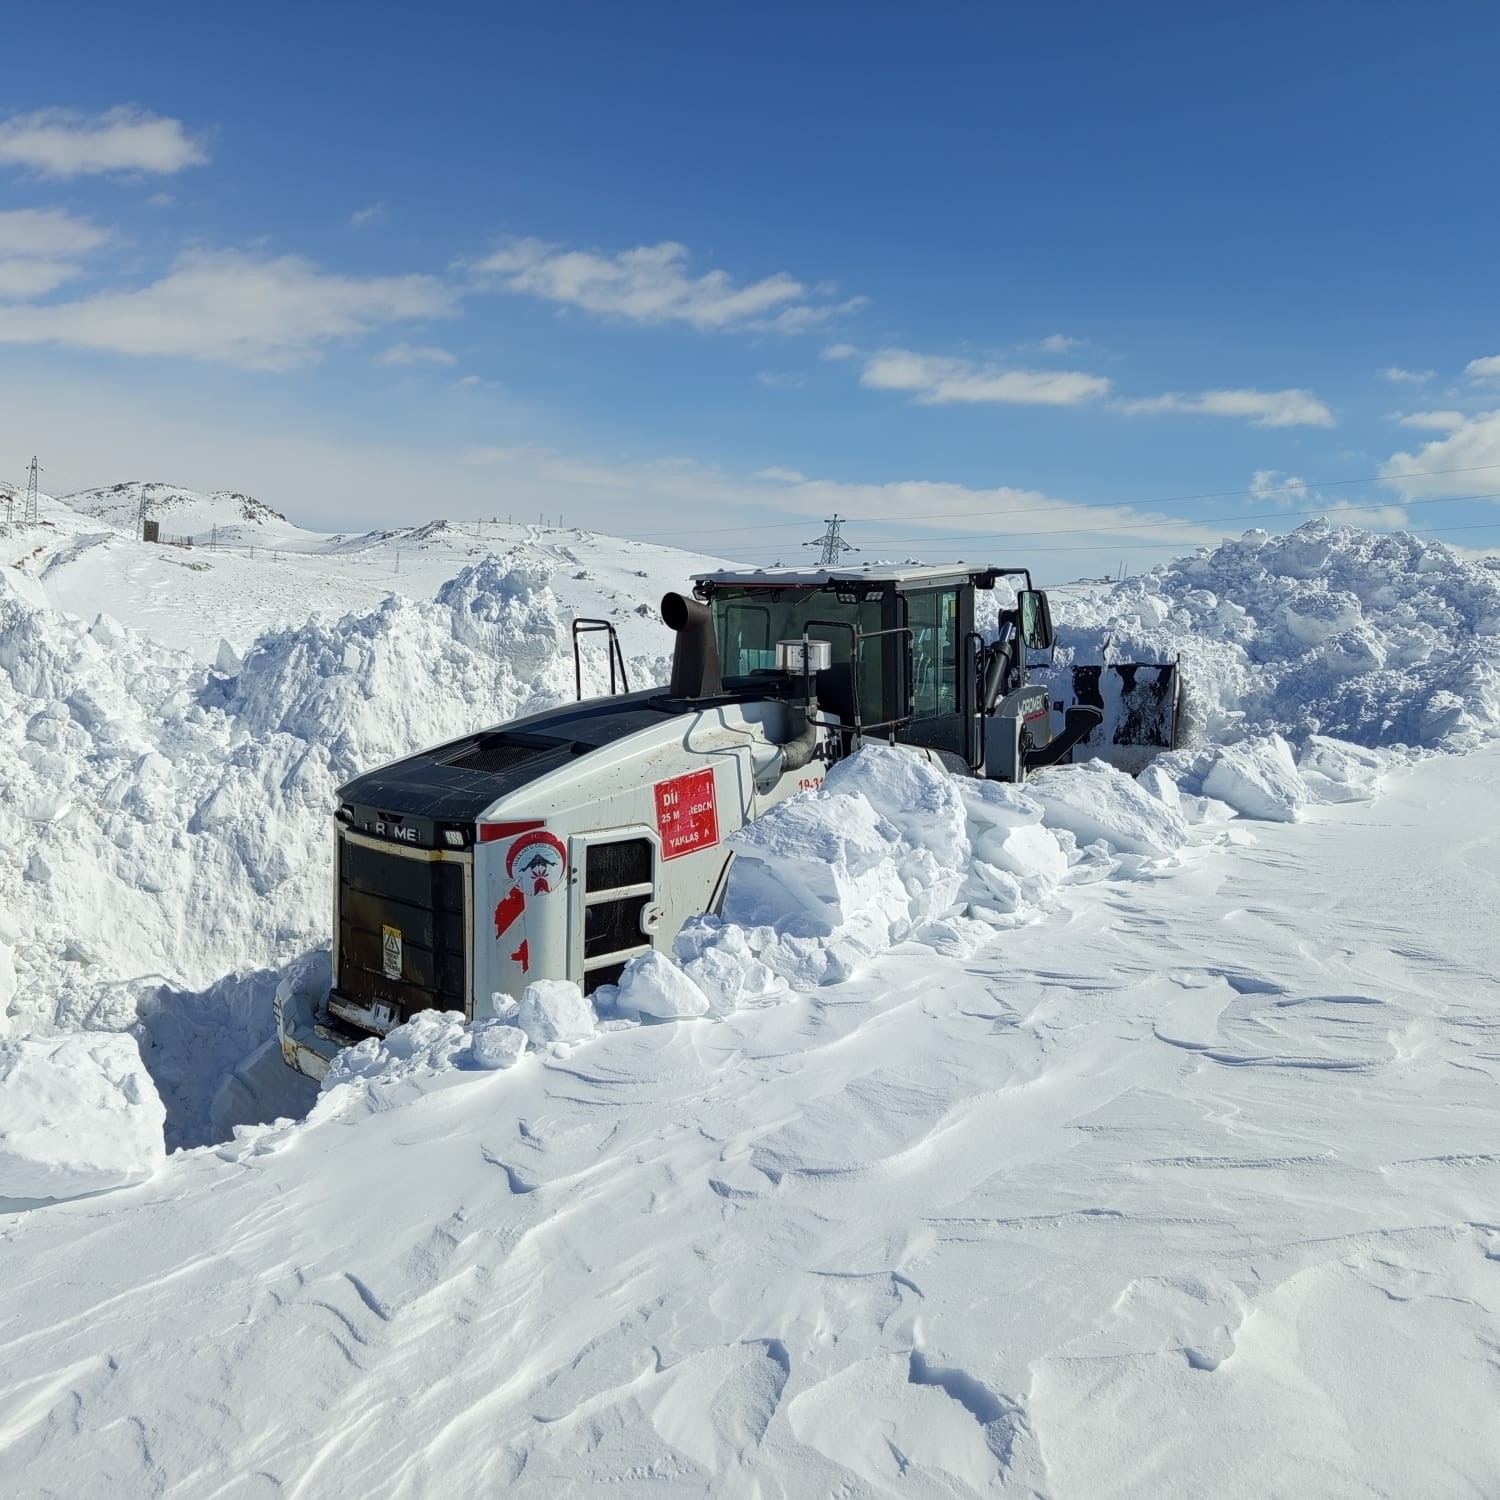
[584,895,651,959]
[441,737,557,774]
[337,836,470,1023]
[578,835,657,994]
[585,837,653,892]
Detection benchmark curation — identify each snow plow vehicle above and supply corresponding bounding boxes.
[276,564,1181,1079]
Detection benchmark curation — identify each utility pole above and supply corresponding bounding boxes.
[804,513,858,566]
[22,456,40,525]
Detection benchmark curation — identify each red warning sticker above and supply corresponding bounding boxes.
[654,766,720,860]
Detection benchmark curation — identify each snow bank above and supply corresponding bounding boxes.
[679,744,1190,990]
[1056,519,1500,754]
[3,513,1486,1144]
[0,557,643,1130]
[0,1033,166,1201]
[700,747,971,986]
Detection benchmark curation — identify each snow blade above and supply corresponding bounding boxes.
[1065,662,1182,772]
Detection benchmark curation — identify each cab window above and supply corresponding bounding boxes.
[711,586,887,726]
[908,588,958,721]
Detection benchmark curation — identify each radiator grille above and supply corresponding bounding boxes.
[336,835,470,1024]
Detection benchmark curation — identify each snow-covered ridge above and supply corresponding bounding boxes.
[63,480,290,536]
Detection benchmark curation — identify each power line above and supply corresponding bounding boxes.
[702,490,1500,555]
[628,459,1500,542]
[708,514,1500,559]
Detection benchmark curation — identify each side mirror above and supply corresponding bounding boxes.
[1018,590,1054,651]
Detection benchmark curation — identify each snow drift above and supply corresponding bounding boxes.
[1056,519,1500,753]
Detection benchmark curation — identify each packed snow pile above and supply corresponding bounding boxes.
[1057,519,1500,752]
[0,1032,165,1201]
[205,556,591,780]
[674,746,1186,992]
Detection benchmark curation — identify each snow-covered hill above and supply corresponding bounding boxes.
[63,480,292,538]
[2,491,1499,1496]
[4,486,728,661]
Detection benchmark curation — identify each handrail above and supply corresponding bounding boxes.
[571,618,631,700]
[963,629,986,772]
[801,618,915,741]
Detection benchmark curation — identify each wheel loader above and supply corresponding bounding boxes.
[276,563,1181,1079]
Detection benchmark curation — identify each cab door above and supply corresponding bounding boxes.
[901,586,965,755]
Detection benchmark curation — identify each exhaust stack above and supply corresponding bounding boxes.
[662,592,723,698]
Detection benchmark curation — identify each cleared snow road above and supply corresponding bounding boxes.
[1,748,1498,1498]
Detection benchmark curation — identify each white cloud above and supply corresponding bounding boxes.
[860,348,1112,407]
[1465,355,1500,380]
[1114,387,1335,427]
[377,341,456,366]
[471,237,853,334]
[351,203,388,230]
[0,363,1254,578]
[1380,409,1500,499]
[0,259,81,299]
[460,445,1224,553]
[821,342,859,360]
[1397,410,1467,431]
[0,107,207,177]
[0,207,108,255]
[761,297,868,334]
[1038,333,1084,353]
[1381,366,1435,384]
[1250,469,1309,506]
[755,370,807,389]
[0,208,108,302]
[0,250,455,369]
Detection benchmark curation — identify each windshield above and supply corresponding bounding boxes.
[710,586,886,724]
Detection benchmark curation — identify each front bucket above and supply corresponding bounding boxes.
[1064,662,1182,772]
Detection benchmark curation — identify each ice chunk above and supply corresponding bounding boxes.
[1201,734,1310,822]
[469,1022,529,1070]
[1297,735,1386,804]
[0,1034,166,1201]
[516,980,596,1046]
[614,950,711,1020]
[1026,759,1190,857]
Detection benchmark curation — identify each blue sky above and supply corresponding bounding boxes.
[2,1,1499,578]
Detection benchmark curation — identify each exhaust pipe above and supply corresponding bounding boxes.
[662,593,723,698]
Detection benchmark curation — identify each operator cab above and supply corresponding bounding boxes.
[690,562,1073,774]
